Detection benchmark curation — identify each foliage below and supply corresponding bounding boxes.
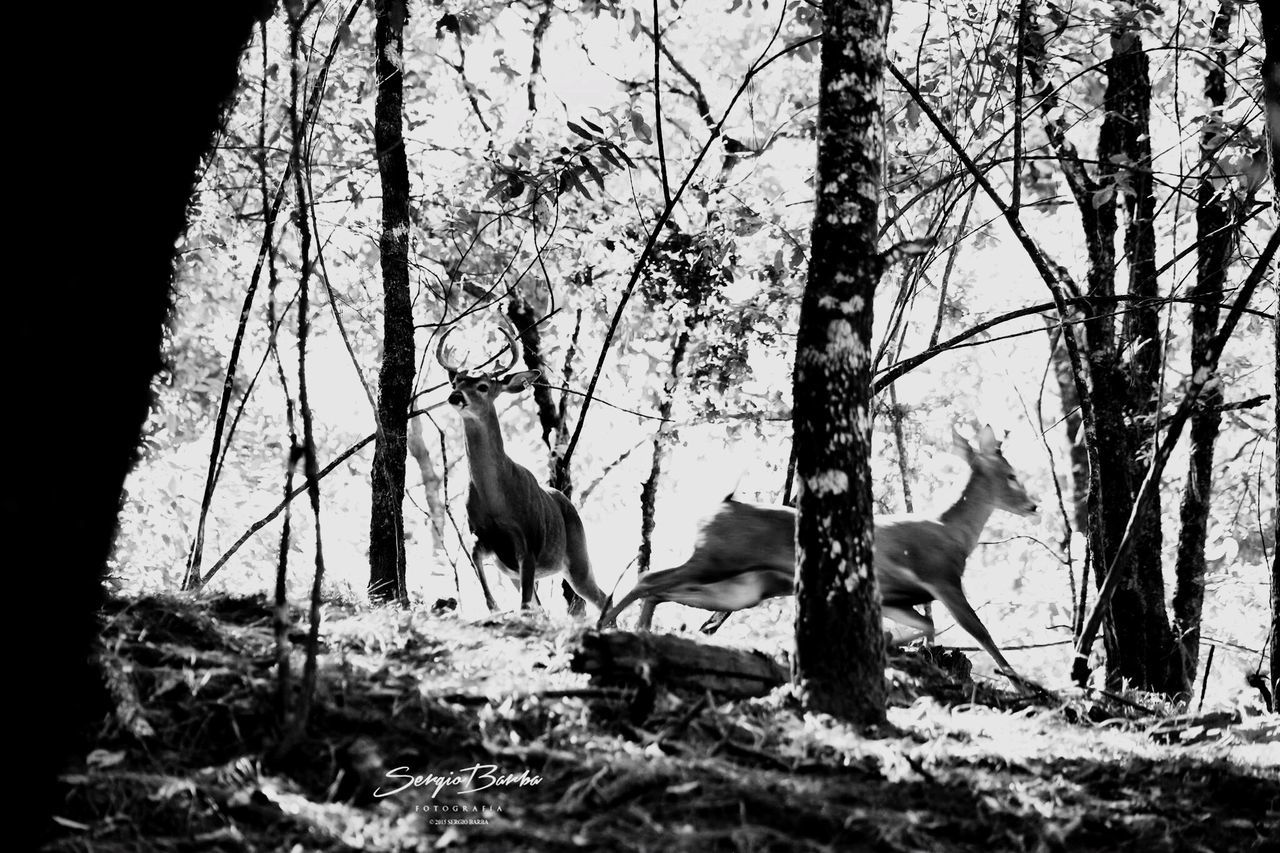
[108,0,1275,699]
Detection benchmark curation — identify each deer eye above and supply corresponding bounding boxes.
[476,382,490,393]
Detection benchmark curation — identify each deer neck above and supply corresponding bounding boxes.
[461,411,512,499]
[938,470,996,556]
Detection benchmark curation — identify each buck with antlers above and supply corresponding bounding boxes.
[599,424,1037,678]
[437,319,609,618]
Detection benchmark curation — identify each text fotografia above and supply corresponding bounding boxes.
[376,765,544,799]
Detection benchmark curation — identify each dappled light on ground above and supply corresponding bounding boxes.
[47,595,1277,852]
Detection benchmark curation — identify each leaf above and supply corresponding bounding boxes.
[567,121,596,141]
[1091,186,1114,208]
[599,146,622,169]
[630,110,653,144]
[611,143,637,168]
[582,117,605,133]
[567,168,593,200]
[580,156,606,191]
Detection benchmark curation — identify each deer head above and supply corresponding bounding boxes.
[950,423,1038,518]
[436,317,541,417]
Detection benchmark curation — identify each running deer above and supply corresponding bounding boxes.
[437,319,609,618]
[598,425,1037,677]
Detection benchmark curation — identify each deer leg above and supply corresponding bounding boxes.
[471,543,497,612]
[881,603,934,644]
[931,583,1018,677]
[636,599,658,630]
[699,610,732,635]
[561,509,609,616]
[519,555,537,610]
[563,580,586,617]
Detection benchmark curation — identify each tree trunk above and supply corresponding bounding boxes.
[1260,0,1280,703]
[407,416,450,565]
[636,327,690,629]
[507,295,586,611]
[1172,0,1234,697]
[33,5,263,839]
[368,0,414,604]
[1099,21,1178,694]
[1026,1,1184,692]
[792,0,890,725]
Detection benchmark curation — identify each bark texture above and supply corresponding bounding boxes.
[506,295,585,610]
[1172,0,1234,697]
[1027,3,1179,692]
[368,0,415,604]
[1260,0,1280,702]
[792,0,891,724]
[1096,21,1177,694]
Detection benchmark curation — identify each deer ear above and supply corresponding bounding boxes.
[501,369,541,393]
[977,424,1000,453]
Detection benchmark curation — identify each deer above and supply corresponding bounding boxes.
[437,319,610,619]
[598,424,1037,679]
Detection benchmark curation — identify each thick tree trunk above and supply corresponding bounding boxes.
[1172,0,1234,697]
[1100,23,1178,694]
[792,0,890,725]
[368,0,415,604]
[1027,1,1182,691]
[1071,21,1175,693]
[33,5,263,839]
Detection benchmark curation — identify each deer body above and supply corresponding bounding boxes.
[439,324,608,616]
[600,426,1036,677]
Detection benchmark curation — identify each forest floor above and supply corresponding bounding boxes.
[47,593,1278,852]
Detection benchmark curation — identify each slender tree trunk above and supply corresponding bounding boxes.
[507,295,587,610]
[507,293,560,448]
[636,327,690,629]
[1260,0,1279,702]
[368,0,414,604]
[1045,323,1088,534]
[407,416,450,565]
[1172,0,1234,697]
[792,0,890,725]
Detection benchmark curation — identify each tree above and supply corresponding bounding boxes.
[1262,0,1279,703]
[1091,11,1177,695]
[30,3,265,838]
[1173,0,1236,696]
[368,0,415,604]
[791,0,890,725]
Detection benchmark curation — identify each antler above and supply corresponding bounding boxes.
[435,326,465,373]
[494,314,523,375]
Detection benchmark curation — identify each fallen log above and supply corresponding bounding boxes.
[570,629,788,698]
